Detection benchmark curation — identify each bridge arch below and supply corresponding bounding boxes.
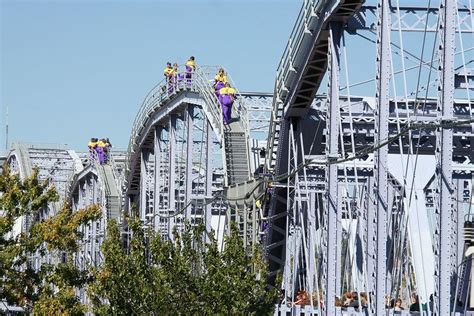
[124,66,252,238]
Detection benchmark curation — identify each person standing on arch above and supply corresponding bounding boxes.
[185,56,196,88]
[219,82,236,125]
[164,62,174,93]
[88,138,98,162]
[214,68,228,97]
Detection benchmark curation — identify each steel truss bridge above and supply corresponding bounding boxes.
[5,0,474,315]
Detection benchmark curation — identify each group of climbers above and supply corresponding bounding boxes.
[213,68,237,125]
[88,138,112,165]
[164,56,196,93]
[163,58,237,125]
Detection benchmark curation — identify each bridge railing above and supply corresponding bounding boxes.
[275,0,324,105]
[224,71,250,136]
[108,150,123,195]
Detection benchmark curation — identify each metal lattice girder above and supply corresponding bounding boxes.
[240,92,273,136]
[434,0,456,314]
[274,0,364,117]
[349,4,474,33]
[7,143,81,230]
[266,94,473,172]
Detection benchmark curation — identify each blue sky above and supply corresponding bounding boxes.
[1,0,301,151]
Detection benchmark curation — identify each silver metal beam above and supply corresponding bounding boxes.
[140,150,148,222]
[168,115,177,240]
[372,0,391,313]
[185,105,194,222]
[434,0,456,313]
[325,21,342,316]
[153,127,162,232]
[205,120,213,239]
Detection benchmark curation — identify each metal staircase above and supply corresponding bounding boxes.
[194,67,251,185]
[224,123,250,184]
[97,163,121,220]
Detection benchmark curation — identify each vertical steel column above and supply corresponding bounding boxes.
[366,176,376,300]
[185,105,194,222]
[205,120,213,237]
[307,191,318,301]
[336,186,343,294]
[456,179,465,268]
[434,0,455,313]
[153,127,162,232]
[168,115,177,239]
[372,0,391,313]
[325,22,342,315]
[92,176,99,264]
[140,150,148,222]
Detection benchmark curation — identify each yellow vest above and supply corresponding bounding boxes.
[88,141,97,148]
[98,140,107,148]
[164,67,174,76]
[219,87,236,95]
[186,60,196,69]
[214,73,228,83]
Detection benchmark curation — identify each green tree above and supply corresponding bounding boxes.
[0,165,101,314]
[91,216,278,315]
[89,217,167,315]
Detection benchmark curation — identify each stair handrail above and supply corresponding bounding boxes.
[223,71,251,180]
[223,71,250,136]
[267,0,325,172]
[89,154,112,223]
[265,79,282,172]
[107,149,123,197]
[275,0,325,106]
[192,66,229,185]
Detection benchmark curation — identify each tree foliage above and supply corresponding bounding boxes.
[90,218,278,315]
[0,165,101,314]
[1,164,277,314]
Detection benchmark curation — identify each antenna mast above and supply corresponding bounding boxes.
[5,106,8,151]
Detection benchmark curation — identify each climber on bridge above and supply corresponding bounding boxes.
[88,138,98,162]
[214,68,228,97]
[103,138,112,163]
[164,62,175,93]
[218,82,236,125]
[173,63,184,89]
[185,56,196,88]
[97,138,108,165]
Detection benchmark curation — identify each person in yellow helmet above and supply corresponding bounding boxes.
[97,138,107,165]
[164,62,175,93]
[218,82,237,124]
[103,138,112,163]
[214,68,228,97]
[88,138,98,162]
[185,56,196,88]
[173,63,184,89]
